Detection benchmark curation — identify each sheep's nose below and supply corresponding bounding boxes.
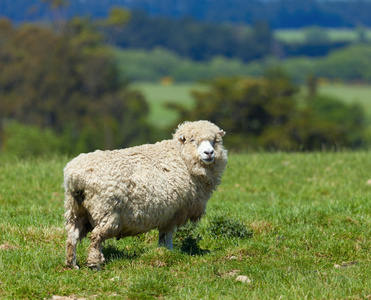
[204,149,214,156]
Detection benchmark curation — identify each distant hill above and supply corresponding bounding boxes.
[1,0,371,28]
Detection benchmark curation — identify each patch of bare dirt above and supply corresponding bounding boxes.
[0,242,18,251]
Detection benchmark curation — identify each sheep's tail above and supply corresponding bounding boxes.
[71,189,85,205]
[64,172,92,243]
[64,173,86,205]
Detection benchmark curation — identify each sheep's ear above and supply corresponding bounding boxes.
[219,130,226,137]
[178,134,186,143]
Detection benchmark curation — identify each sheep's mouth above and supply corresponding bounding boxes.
[201,157,215,165]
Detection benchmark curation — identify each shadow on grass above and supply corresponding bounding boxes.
[177,236,210,256]
[103,244,146,262]
[100,235,210,267]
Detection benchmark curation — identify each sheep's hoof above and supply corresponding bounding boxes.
[87,263,101,271]
[66,264,79,270]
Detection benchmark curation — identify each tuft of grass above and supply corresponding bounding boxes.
[174,221,208,256]
[207,214,253,239]
[0,152,370,299]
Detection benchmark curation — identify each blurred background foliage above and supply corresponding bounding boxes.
[0,16,153,156]
[168,71,367,151]
[1,0,371,156]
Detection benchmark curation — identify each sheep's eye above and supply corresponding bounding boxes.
[190,138,195,143]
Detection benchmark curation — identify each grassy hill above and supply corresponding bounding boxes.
[319,84,371,116]
[132,82,199,129]
[0,152,370,298]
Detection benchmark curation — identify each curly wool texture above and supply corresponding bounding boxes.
[64,120,227,268]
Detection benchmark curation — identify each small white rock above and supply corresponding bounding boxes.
[110,276,120,281]
[235,275,252,283]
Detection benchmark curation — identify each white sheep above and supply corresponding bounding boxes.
[64,120,228,269]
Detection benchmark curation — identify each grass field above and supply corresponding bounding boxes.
[319,84,371,116]
[132,82,201,129]
[0,152,370,299]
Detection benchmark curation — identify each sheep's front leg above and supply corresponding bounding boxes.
[158,229,174,250]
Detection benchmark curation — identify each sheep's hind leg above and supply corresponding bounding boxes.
[65,223,85,270]
[86,227,107,271]
[158,229,174,250]
[86,220,120,270]
[65,191,91,269]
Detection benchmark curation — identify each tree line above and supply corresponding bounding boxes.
[0,17,152,156]
[82,10,367,63]
[2,1,367,63]
[113,45,371,83]
[108,11,273,62]
[3,0,371,28]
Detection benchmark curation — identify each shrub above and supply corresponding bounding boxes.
[207,214,253,239]
[1,121,65,158]
[174,221,207,255]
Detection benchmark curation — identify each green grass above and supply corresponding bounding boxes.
[132,82,202,129]
[0,152,370,299]
[319,84,371,116]
[274,29,308,44]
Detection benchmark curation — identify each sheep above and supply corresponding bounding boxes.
[63,120,228,270]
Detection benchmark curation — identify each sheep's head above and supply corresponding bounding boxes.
[174,121,228,179]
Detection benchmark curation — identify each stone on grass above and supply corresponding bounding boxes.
[235,275,252,283]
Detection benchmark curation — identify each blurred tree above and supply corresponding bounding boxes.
[99,7,131,45]
[41,0,69,32]
[169,70,368,151]
[4,0,371,28]
[306,73,318,98]
[293,95,367,150]
[315,45,371,81]
[114,11,274,62]
[0,17,152,155]
[169,69,298,150]
[41,0,68,9]
[0,18,13,46]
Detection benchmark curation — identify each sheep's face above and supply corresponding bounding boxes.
[197,140,216,164]
[175,121,227,177]
[179,134,223,165]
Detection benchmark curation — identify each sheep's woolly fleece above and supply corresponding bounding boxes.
[64,120,228,269]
